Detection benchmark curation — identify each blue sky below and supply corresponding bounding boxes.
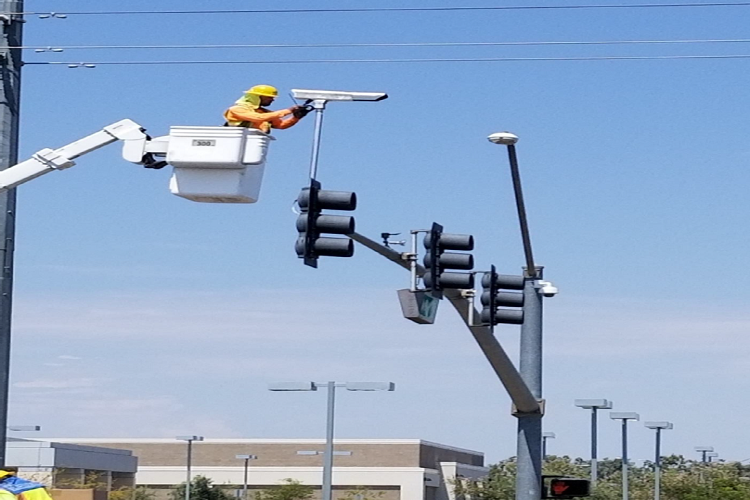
[7,0,750,464]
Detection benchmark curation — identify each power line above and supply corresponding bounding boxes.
[18,2,750,16]
[17,38,750,51]
[25,54,750,66]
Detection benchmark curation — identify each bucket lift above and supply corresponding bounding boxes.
[0,119,275,203]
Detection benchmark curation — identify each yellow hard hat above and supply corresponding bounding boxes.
[246,85,279,98]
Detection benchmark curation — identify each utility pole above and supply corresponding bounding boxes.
[0,0,24,467]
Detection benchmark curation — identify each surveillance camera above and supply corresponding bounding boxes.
[291,89,388,102]
[538,280,558,297]
[487,132,519,145]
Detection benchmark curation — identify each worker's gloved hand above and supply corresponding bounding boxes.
[292,105,312,119]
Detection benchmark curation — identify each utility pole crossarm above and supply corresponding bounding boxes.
[350,231,540,414]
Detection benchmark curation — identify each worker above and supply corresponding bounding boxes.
[223,85,311,133]
[0,470,53,500]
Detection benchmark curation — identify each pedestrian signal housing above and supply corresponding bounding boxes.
[422,222,474,299]
[545,478,591,498]
[295,180,356,268]
[481,266,525,326]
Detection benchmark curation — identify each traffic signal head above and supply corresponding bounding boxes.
[295,180,357,268]
[480,265,525,326]
[422,222,475,299]
[546,478,590,498]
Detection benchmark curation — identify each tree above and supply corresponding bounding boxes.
[170,476,234,500]
[109,487,157,500]
[254,479,313,500]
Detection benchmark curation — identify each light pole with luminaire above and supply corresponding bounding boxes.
[644,421,672,500]
[610,412,639,500]
[695,446,714,463]
[269,381,395,500]
[176,435,204,500]
[707,452,719,463]
[542,432,555,461]
[575,399,613,487]
[235,454,257,500]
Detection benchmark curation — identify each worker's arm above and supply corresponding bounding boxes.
[225,105,294,125]
[270,114,301,130]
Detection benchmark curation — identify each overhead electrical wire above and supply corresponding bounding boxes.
[17,2,750,16]
[16,38,750,51]
[24,54,750,66]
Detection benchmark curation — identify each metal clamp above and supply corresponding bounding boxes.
[32,148,75,170]
[512,399,545,417]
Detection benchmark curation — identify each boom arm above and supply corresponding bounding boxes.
[0,119,151,192]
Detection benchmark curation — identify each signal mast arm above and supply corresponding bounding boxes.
[0,119,161,192]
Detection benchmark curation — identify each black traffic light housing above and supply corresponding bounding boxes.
[295,180,357,268]
[543,477,591,499]
[422,222,474,299]
[480,265,525,327]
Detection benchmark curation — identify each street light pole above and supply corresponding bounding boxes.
[177,435,204,500]
[269,381,395,500]
[488,132,550,500]
[645,422,673,500]
[235,454,257,500]
[695,446,714,464]
[575,399,613,487]
[542,432,555,461]
[610,413,639,500]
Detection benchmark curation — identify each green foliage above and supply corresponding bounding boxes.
[340,487,385,500]
[109,487,157,500]
[253,479,313,500]
[453,455,750,500]
[170,476,234,500]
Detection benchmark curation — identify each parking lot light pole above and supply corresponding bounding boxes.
[542,432,555,461]
[610,413,639,500]
[176,435,204,500]
[235,454,257,500]
[575,399,613,487]
[645,422,673,500]
[269,381,395,500]
[695,446,714,463]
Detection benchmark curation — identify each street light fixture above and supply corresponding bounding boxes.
[706,452,719,463]
[235,454,257,500]
[269,381,395,500]
[7,425,41,431]
[575,399,613,487]
[644,421,673,500]
[176,435,204,500]
[610,412,639,500]
[542,432,555,461]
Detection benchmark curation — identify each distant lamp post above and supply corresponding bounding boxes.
[695,446,714,463]
[235,454,257,500]
[7,425,41,431]
[645,421,673,500]
[269,381,395,500]
[176,435,204,500]
[575,399,613,486]
[610,412,639,500]
[542,432,555,461]
[706,452,719,463]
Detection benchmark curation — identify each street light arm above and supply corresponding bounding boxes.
[506,145,537,277]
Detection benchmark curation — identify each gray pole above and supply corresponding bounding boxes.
[186,440,193,500]
[622,420,629,500]
[0,0,23,468]
[322,381,336,500]
[308,102,326,180]
[515,275,543,500]
[243,458,249,500]
[654,429,662,500]
[591,409,599,487]
[506,145,536,276]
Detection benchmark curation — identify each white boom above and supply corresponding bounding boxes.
[0,119,274,203]
[0,119,151,192]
